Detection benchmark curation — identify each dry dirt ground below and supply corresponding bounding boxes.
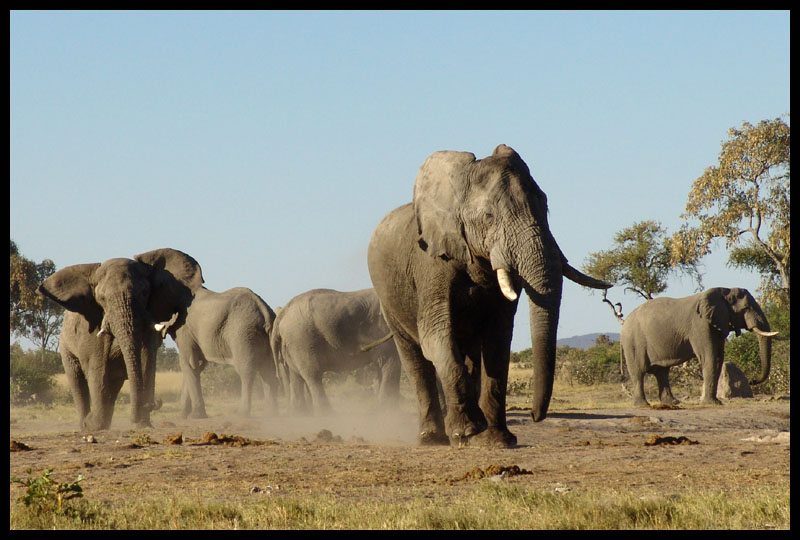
[10,389,790,511]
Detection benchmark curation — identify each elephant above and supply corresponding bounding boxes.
[37,248,204,431]
[269,288,401,415]
[173,286,279,419]
[620,287,781,407]
[367,144,611,448]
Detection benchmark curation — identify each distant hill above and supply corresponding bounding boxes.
[556,332,620,350]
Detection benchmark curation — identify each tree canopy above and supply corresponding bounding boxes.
[10,240,64,353]
[671,116,790,305]
[582,220,703,301]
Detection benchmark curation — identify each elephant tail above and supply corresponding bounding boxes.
[360,332,393,352]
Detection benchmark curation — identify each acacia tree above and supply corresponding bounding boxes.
[582,220,703,301]
[10,240,64,356]
[671,116,790,305]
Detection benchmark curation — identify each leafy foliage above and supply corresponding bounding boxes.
[156,344,181,371]
[11,469,85,520]
[671,116,790,305]
[583,221,703,300]
[9,342,63,405]
[10,240,64,352]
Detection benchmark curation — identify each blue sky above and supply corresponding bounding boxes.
[10,10,790,352]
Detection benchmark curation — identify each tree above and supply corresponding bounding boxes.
[10,240,64,356]
[583,220,703,301]
[671,116,790,306]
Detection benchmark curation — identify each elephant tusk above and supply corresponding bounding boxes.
[751,328,780,338]
[496,268,518,301]
[153,323,165,332]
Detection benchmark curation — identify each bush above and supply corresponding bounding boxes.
[555,342,623,386]
[10,343,60,405]
[156,344,181,372]
[200,362,242,397]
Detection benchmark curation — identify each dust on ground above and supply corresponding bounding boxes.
[9,393,790,508]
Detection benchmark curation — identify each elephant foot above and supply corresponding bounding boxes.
[659,397,680,407]
[132,420,153,429]
[187,410,208,419]
[633,398,650,408]
[701,397,723,406]
[419,430,450,446]
[445,404,487,442]
[469,427,518,449]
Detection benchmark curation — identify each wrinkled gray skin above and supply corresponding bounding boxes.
[174,287,279,419]
[270,288,401,415]
[367,145,611,448]
[37,248,204,431]
[621,287,776,407]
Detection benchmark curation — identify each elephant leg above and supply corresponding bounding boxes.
[390,332,448,445]
[651,365,679,406]
[233,359,255,417]
[179,345,208,419]
[471,333,517,449]
[699,352,724,405]
[61,351,90,425]
[626,348,650,408]
[257,357,279,416]
[375,355,401,409]
[99,375,125,429]
[287,368,311,415]
[83,358,118,431]
[303,372,332,416]
[420,333,487,442]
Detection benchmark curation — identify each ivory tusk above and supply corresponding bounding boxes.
[496,268,518,301]
[751,328,779,338]
[153,323,165,332]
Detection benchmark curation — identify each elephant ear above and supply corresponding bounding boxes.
[36,263,104,328]
[134,248,204,325]
[696,287,734,334]
[413,150,476,263]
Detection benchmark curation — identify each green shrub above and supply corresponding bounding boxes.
[11,468,86,521]
[201,362,242,397]
[10,343,58,405]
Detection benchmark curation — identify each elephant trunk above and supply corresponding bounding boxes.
[750,334,772,386]
[746,308,774,386]
[106,293,146,426]
[497,231,563,423]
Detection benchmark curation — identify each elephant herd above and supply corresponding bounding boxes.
[37,144,783,448]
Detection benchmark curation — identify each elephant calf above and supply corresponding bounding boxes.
[270,288,401,415]
[620,287,780,407]
[173,287,279,418]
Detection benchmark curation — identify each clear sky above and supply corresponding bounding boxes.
[10,10,790,352]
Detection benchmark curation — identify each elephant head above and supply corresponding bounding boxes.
[37,248,203,428]
[697,287,781,385]
[413,144,611,421]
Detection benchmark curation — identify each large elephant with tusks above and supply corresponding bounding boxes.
[367,145,611,448]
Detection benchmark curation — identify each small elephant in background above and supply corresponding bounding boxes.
[172,286,279,418]
[620,287,781,407]
[270,288,401,415]
[37,248,204,431]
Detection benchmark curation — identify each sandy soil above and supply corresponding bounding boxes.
[10,390,790,510]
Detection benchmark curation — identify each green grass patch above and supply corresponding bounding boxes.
[10,482,789,530]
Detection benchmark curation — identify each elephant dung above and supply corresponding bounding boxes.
[715,362,754,400]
